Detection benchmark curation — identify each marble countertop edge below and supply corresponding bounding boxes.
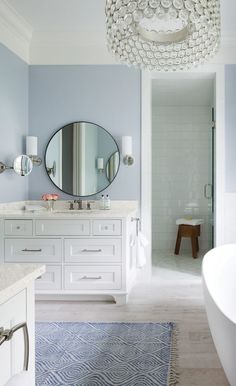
[0,264,46,305]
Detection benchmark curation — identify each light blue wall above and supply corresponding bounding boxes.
[28,65,141,200]
[0,44,29,202]
[225,65,236,192]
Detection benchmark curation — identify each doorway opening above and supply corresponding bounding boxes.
[151,75,215,272]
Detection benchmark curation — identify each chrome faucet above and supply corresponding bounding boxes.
[74,199,83,210]
[68,201,74,210]
[86,201,94,210]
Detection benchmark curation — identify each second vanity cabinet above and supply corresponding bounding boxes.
[1,213,138,305]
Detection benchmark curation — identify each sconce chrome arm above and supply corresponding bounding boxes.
[0,162,13,174]
[29,155,42,166]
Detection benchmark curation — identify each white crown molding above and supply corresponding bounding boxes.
[1,0,236,66]
[0,0,32,63]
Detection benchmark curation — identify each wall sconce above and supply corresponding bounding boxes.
[26,136,42,166]
[97,157,104,173]
[122,136,134,166]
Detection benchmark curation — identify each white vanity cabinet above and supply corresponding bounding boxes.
[0,212,138,305]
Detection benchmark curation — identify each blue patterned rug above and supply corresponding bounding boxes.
[35,322,178,386]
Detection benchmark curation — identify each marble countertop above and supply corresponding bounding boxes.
[0,263,46,305]
[0,200,138,218]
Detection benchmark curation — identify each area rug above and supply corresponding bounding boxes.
[35,322,178,386]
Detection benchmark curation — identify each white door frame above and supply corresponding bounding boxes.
[141,65,225,278]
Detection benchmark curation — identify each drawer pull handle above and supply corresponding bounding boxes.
[81,275,102,280]
[16,226,21,230]
[22,248,42,252]
[82,249,102,253]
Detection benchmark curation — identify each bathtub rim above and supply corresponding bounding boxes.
[202,244,236,326]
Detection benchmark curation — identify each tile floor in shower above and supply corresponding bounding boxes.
[36,251,229,386]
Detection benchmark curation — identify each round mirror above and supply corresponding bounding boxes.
[45,122,120,196]
[13,155,33,176]
[106,151,119,183]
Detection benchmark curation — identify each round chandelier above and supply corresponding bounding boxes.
[106,0,221,71]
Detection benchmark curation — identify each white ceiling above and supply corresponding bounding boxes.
[1,0,236,64]
[6,0,106,32]
[5,0,236,34]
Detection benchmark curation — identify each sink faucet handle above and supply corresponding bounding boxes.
[74,199,83,210]
[68,201,74,210]
[87,201,95,210]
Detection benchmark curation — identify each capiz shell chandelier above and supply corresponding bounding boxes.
[106,0,221,71]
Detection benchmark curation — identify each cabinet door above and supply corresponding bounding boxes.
[5,239,62,263]
[64,239,122,263]
[64,266,122,290]
[4,220,33,236]
[0,290,27,386]
[92,220,122,236]
[35,266,62,290]
[35,220,90,236]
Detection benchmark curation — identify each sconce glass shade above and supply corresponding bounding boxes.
[26,136,42,166]
[105,0,221,72]
[122,136,132,156]
[97,157,104,171]
[122,136,134,165]
[26,136,38,156]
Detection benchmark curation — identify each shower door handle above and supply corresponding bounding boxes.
[204,184,212,199]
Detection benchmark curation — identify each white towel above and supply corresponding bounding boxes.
[136,232,149,268]
[176,218,204,226]
[4,371,32,386]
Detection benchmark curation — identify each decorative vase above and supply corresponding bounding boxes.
[47,200,55,212]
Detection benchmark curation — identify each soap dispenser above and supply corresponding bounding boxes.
[104,194,111,210]
[99,194,105,210]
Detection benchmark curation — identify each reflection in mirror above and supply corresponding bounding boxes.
[45,122,120,196]
[106,152,119,183]
[13,155,33,176]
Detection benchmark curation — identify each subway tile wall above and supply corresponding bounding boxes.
[152,105,213,253]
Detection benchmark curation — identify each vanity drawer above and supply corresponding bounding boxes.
[35,220,90,236]
[64,265,121,290]
[5,239,62,262]
[35,265,62,290]
[64,239,122,263]
[92,220,122,236]
[4,220,33,236]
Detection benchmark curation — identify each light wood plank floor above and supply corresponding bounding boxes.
[36,251,229,386]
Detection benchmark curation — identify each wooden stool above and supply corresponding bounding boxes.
[174,219,203,259]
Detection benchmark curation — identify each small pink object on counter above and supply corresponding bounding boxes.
[42,193,59,201]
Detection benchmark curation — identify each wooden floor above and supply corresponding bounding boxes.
[36,251,229,386]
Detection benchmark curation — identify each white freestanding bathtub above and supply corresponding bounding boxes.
[202,244,236,386]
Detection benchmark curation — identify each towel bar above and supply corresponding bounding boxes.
[131,217,141,236]
[0,322,29,371]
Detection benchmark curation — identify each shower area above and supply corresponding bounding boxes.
[152,76,215,262]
